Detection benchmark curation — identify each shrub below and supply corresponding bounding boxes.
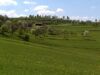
[19,33,30,41]
[48,27,60,35]
[0,24,9,35]
[34,26,47,38]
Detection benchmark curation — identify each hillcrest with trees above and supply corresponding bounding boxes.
[0,15,99,41]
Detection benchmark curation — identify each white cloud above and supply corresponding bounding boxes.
[34,5,48,11]
[24,9,30,12]
[0,0,17,6]
[34,5,55,15]
[0,10,27,17]
[34,5,64,16]
[70,16,95,21]
[23,1,37,5]
[56,8,64,12]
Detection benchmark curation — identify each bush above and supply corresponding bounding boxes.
[19,33,30,41]
[0,24,9,35]
[34,26,47,38]
[48,27,60,35]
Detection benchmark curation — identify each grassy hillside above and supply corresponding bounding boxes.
[0,26,100,75]
[0,24,100,75]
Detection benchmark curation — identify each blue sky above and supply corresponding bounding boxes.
[0,0,99,20]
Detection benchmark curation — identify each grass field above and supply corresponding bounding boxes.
[0,25,100,75]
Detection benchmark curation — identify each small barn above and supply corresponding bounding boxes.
[35,23,43,26]
[35,22,47,29]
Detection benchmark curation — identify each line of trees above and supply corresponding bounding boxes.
[0,15,99,41]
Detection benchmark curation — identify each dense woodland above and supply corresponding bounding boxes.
[0,15,99,41]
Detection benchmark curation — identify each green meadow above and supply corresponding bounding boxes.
[0,25,100,75]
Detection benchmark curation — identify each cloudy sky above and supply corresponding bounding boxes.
[0,0,99,20]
